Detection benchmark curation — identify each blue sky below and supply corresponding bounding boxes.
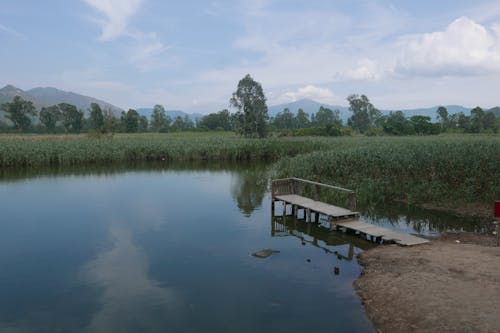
[1,0,500,112]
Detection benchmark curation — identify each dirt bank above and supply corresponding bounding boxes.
[355,233,500,333]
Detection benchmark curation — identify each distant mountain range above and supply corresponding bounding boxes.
[0,85,123,116]
[1,85,497,123]
[268,99,473,122]
[136,108,204,122]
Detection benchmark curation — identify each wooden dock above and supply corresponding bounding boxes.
[271,178,429,246]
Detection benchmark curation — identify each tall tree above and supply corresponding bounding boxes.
[295,108,310,128]
[346,94,381,133]
[382,111,414,135]
[150,104,168,132]
[436,106,449,131]
[197,109,232,131]
[0,96,37,132]
[59,103,84,133]
[124,109,140,132]
[138,115,149,132]
[89,103,104,132]
[230,74,269,138]
[470,106,484,133]
[273,108,295,129]
[314,106,340,126]
[39,105,61,133]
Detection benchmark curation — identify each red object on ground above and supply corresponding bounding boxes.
[495,201,500,218]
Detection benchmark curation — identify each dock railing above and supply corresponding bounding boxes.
[271,178,356,212]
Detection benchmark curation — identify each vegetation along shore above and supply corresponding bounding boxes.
[1,132,498,218]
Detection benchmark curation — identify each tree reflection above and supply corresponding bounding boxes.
[230,165,269,217]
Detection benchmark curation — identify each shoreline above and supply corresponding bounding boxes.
[354,232,500,332]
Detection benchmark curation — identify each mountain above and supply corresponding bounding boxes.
[268,98,472,122]
[0,85,123,116]
[382,105,470,121]
[136,108,203,121]
[268,99,350,120]
[0,85,34,105]
[487,107,500,117]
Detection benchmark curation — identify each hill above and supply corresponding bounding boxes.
[487,107,500,117]
[268,99,471,122]
[0,85,123,116]
[268,99,349,120]
[136,108,203,122]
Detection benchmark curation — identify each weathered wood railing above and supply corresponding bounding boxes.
[271,177,356,211]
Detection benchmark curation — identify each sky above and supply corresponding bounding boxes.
[1,0,500,113]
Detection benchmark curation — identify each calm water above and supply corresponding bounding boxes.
[0,164,483,332]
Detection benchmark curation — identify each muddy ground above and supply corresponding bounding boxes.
[355,232,500,333]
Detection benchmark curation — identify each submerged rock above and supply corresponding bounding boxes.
[252,249,280,258]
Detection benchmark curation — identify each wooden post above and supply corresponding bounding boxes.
[350,192,356,212]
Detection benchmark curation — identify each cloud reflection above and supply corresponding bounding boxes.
[82,225,176,333]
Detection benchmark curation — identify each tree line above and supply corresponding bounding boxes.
[1,74,498,136]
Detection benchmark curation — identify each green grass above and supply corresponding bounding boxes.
[0,132,331,167]
[0,132,498,211]
[272,135,500,210]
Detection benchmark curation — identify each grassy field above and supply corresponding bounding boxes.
[0,132,498,213]
[0,132,330,167]
[273,135,500,213]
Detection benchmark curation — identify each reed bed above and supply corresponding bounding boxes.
[273,135,500,208]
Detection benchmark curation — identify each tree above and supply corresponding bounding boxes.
[436,106,449,131]
[150,104,168,132]
[470,106,484,133]
[314,106,340,126]
[39,105,61,133]
[295,108,310,128]
[483,111,497,132]
[230,74,269,138]
[124,109,140,132]
[103,109,118,133]
[139,115,149,132]
[197,109,232,131]
[273,108,295,129]
[170,116,185,132]
[410,115,434,135]
[382,111,414,135]
[59,103,84,133]
[89,103,104,132]
[0,96,37,132]
[347,94,381,133]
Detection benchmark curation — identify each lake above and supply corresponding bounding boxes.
[0,163,483,332]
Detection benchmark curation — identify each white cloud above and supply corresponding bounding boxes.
[127,32,171,71]
[338,59,382,81]
[83,0,142,40]
[0,22,27,40]
[396,16,500,76]
[273,85,337,105]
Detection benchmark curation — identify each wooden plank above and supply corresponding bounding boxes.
[275,194,358,218]
[274,193,429,246]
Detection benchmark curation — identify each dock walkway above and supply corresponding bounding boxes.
[272,178,429,246]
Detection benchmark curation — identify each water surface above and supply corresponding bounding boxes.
[0,164,375,332]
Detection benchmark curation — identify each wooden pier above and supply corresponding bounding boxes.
[271,178,429,246]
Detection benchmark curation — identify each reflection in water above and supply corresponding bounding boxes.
[231,166,269,217]
[82,225,176,333]
[271,209,375,262]
[362,201,487,234]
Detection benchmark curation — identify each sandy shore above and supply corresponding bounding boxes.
[354,233,500,333]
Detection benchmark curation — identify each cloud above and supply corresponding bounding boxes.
[338,59,382,81]
[0,22,27,40]
[83,0,142,40]
[273,85,337,104]
[396,16,500,76]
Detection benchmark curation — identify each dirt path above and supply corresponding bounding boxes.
[354,233,500,333]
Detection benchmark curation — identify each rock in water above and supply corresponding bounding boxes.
[252,249,280,258]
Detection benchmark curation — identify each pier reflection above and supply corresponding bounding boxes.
[271,214,375,261]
